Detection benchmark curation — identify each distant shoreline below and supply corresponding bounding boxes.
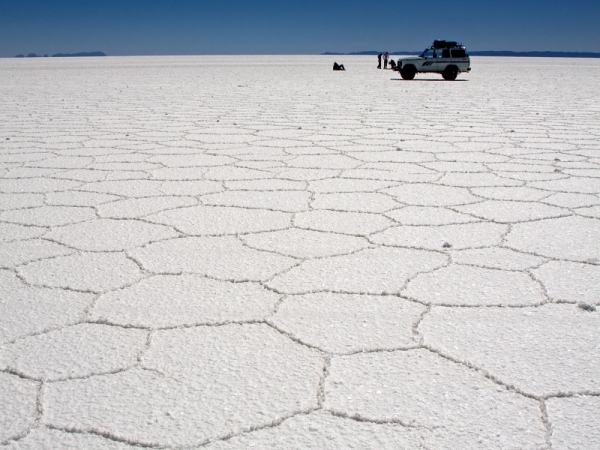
[7,51,600,59]
[323,50,600,58]
[14,51,107,58]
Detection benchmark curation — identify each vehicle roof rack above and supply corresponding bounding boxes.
[432,40,461,49]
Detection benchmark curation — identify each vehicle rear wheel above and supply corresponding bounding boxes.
[400,65,416,80]
[442,66,458,81]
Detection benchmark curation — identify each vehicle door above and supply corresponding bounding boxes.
[420,48,436,72]
[437,48,451,73]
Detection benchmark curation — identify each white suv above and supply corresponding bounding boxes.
[396,40,471,81]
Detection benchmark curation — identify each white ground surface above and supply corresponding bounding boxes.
[1,55,599,449]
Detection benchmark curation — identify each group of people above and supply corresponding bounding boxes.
[378,52,398,70]
[334,53,400,72]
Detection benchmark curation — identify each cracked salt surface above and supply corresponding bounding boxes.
[1,55,599,448]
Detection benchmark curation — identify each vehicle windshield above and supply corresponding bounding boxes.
[420,48,436,58]
[419,48,430,57]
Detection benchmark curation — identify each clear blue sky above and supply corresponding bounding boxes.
[1,0,599,57]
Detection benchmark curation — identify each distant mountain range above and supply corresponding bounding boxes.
[323,50,600,58]
[15,51,107,58]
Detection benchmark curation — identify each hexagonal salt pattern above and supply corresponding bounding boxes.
[403,264,546,306]
[266,247,447,294]
[241,228,370,259]
[3,56,600,448]
[131,236,298,281]
[324,350,546,449]
[385,205,477,225]
[505,216,600,262]
[270,293,424,353]
[44,325,323,447]
[201,190,311,212]
[0,239,75,268]
[45,218,178,251]
[382,183,481,206]
[311,192,399,213]
[294,210,393,235]
[1,324,147,381]
[450,246,546,270]
[18,252,144,293]
[146,205,292,235]
[0,206,96,227]
[453,199,568,223]
[0,270,93,344]
[96,196,198,219]
[532,260,600,304]
[420,305,600,397]
[91,275,281,328]
[371,221,508,250]
[43,369,214,447]
[204,410,423,449]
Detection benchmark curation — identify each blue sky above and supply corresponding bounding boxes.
[1,0,599,57]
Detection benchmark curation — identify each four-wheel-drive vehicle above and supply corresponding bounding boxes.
[396,40,471,81]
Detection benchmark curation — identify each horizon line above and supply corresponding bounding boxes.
[5,50,600,59]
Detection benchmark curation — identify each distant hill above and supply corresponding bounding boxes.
[323,50,600,58]
[15,51,107,58]
[468,51,600,58]
[52,51,107,57]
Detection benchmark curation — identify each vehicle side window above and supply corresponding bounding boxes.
[442,49,450,58]
[424,49,435,58]
[451,49,466,58]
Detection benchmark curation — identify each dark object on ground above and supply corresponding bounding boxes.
[27,53,39,57]
[389,59,397,70]
[578,303,596,312]
[333,62,345,71]
[400,65,416,80]
[442,66,459,81]
[15,54,24,58]
[442,242,452,248]
[52,51,107,57]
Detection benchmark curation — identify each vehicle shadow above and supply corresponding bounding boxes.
[391,78,468,82]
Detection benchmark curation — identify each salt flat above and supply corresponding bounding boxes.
[1,55,599,449]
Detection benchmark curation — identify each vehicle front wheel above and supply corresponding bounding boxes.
[442,66,458,81]
[400,66,416,80]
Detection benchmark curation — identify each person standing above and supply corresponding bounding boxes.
[377,53,382,69]
[384,52,389,69]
